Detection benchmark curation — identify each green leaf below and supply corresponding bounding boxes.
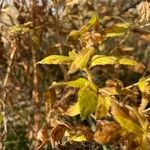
[118,57,137,66]
[65,102,80,116]
[68,47,95,74]
[37,55,73,65]
[78,86,98,120]
[90,55,117,67]
[95,95,111,119]
[111,101,143,134]
[105,23,130,37]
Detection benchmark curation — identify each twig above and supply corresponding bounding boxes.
[125,77,150,89]
[140,23,150,29]
[110,32,130,54]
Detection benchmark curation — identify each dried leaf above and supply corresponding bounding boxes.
[37,126,49,143]
[128,63,145,74]
[99,87,119,96]
[137,1,150,22]
[120,46,134,52]
[140,133,150,150]
[37,124,50,149]
[76,124,94,141]
[94,122,121,144]
[43,89,56,113]
[95,95,111,119]
[50,123,72,148]
[66,0,80,6]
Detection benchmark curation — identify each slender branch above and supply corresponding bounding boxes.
[110,32,130,54]
[125,77,150,89]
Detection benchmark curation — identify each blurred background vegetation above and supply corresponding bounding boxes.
[0,0,150,149]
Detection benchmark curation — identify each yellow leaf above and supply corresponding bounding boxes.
[11,24,31,33]
[51,78,89,89]
[71,134,87,142]
[105,23,130,37]
[111,101,143,134]
[89,14,99,26]
[90,55,138,67]
[0,113,3,125]
[66,78,89,88]
[118,57,137,66]
[37,55,73,65]
[67,30,80,42]
[66,131,87,142]
[68,50,77,58]
[68,14,99,42]
[80,14,99,34]
[90,55,117,67]
[68,47,95,74]
[138,77,149,92]
[65,102,80,116]
[78,86,98,120]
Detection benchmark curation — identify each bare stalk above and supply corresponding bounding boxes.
[2,39,17,148]
[54,0,69,81]
[31,0,40,148]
